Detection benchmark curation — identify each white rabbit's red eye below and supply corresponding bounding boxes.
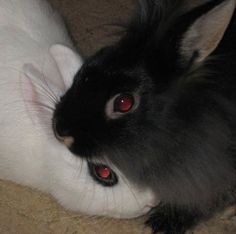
[88,163,118,187]
[114,94,134,113]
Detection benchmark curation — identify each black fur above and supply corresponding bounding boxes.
[146,203,202,234]
[53,0,236,233]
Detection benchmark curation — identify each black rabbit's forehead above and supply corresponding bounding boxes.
[76,68,142,95]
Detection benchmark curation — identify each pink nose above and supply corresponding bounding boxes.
[61,136,75,148]
[54,130,74,148]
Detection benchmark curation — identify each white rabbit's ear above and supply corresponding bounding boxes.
[21,64,55,127]
[180,0,235,64]
[50,44,83,88]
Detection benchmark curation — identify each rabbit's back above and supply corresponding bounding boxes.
[0,0,74,80]
[0,0,70,47]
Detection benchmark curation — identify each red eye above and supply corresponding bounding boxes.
[114,94,134,113]
[88,163,118,187]
[97,166,111,179]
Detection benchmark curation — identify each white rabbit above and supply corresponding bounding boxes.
[0,0,156,219]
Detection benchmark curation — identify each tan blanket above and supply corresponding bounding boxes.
[0,0,236,233]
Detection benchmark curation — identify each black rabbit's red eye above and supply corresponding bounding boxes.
[97,166,111,178]
[106,93,139,119]
[88,163,118,187]
[114,94,134,113]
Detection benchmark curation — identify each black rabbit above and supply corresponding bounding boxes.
[53,0,236,233]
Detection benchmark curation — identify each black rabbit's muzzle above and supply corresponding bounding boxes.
[52,116,75,148]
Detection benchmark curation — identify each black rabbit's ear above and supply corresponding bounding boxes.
[179,0,235,65]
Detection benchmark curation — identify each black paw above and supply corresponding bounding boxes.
[145,204,202,234]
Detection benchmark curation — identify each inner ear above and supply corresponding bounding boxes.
[21,64,60,123]
[180,0,236,64]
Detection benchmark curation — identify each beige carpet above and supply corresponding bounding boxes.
[0,0,236,233]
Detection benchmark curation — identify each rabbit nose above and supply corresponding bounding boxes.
[54,129,74,148]
[53,119,74,148]
[61,136,75,148]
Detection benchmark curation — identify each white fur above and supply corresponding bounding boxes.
[0,0,156,218]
